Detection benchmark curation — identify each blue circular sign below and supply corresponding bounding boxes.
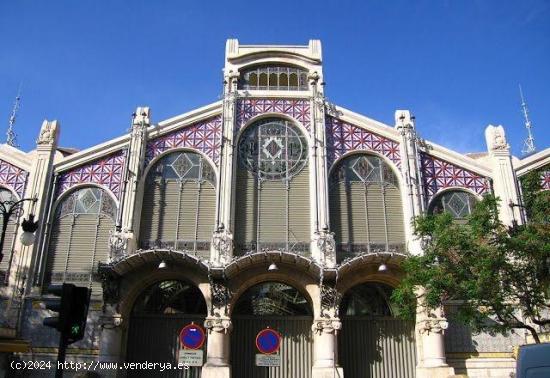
[256,328,281,354]
[179,323,205,350]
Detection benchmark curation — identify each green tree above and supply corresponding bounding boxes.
[392,168,550,343]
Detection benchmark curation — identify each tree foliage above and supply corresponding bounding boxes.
[392,167,550,343]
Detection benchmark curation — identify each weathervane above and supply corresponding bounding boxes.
[6,85,22,148]
[519,85,536,155]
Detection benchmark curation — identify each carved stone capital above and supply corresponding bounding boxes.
[312,318,342,334]
[97,263,120,305]
[36,120,59,145]
[417,318,449,335]
[204,316,233,334]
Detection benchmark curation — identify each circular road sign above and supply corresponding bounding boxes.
[179,323,206,350]
[255,328,281,354]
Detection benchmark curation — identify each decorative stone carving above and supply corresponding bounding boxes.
[97,263,120,306]
[208,270,232,316]
[132,107,150,127]
[36,120,59,145]
[315,229,336,267]
[418,317,449,335]
[212,226,234,263]
[204,316,233,334]
[109,230,128,261]
[320,283,342,318]
[485,125,509,151]
[312,318,342,334]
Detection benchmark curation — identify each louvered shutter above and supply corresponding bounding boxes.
[234,169,258,252]
[0,217,18,274]
[259,180,287,243]
[288,167,310,247]
[385,185,405,247]
[46,216,74,283]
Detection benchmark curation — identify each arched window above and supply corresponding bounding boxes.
[340,282,395,317]
[238,65,309,90]
[0,189,19,279]
[233,282,311,316]
[132,280,207,315]
[234,118,310,255]
[139,151,216,256]
[46,187,116,293]
[329,154,405,260]
[428,190,478,220]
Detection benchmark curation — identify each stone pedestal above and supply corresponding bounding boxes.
[202,316,232,378]
[98,312,124,377]
[312,318,344,378]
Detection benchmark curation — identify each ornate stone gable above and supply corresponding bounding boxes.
[146,115,222,166]
[325,115,401,169]
[0,159,28,198]
[420,152,490,201]
[57,150,126,200]
[236,98,311,132]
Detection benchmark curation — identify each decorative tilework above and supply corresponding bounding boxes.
[325,116,401,169]
[420,152,490,201]
[146,115,222,166]
[236,98,311,132]
[542,170,550,190]
[57,151,126,199]
[0,159,28,198]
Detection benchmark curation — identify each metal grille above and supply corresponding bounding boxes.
[127,314,205,378]
[339,317,417,378]
[232,316,313,378]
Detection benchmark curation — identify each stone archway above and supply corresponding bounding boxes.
[338,282,416,378]
[126,279,207,378]
[231,281,314,378]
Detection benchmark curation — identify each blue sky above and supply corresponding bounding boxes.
[1,0,548,157]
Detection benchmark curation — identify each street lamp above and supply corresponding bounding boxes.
[0,197,39,265]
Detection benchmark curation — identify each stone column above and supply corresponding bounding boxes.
[309,71,336,267]
[485,125,523,226]
[113,107,150,256]
[211,70,238,266]
[311,318,344,378]
[415,289,455,378]
[98,305,124,377]
[395,110,424,255]
[202,316,232,378]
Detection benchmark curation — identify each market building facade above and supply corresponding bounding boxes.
[0,40,549,378]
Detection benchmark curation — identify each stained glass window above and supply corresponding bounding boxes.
[56,187,117,220]
[330,155,398,187]
[238,118,308,181]
[148,151,215,186]
[429,190,477,219]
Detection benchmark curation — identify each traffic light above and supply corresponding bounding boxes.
[43,283,91,344]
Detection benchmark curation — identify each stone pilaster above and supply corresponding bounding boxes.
[309,71,335,266]
[395,110,424,255]
[202,316,232,378]
[212,70,238,266]
[485,125,523,226]
[415,288,455,378]
[25,120,60,292]
[311,317,344,378]
[117,107,150,255]
[98,305,124,377]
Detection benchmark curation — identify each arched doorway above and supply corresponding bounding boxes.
[339,282,416,378]
[126,280,207,378]
[231,281,313,378]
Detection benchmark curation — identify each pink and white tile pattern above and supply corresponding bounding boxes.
[236,98,311,132]
[420,152,490,201]
[0,159,28,198]
[146,115,222,166]
[325,116,401,169]
[57,151,126,199]
[542,170,550,190]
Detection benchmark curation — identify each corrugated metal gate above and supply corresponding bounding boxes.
[232,315,313,378]
[126,314,205,378]
[339,317,416,378]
